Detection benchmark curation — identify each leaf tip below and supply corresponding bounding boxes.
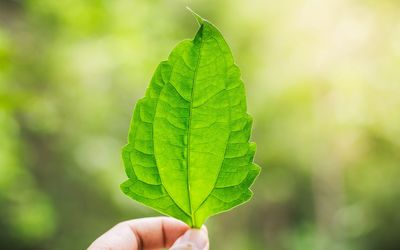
[186,6,204,25]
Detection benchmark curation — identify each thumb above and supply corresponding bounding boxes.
[170,226,209,250]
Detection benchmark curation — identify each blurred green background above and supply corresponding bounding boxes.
[1,0,400,249]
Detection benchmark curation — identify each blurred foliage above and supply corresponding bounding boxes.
[1,0,400,249]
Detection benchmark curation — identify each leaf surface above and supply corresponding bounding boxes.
[121,10,260,228]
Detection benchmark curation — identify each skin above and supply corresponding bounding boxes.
[88,217,208,250]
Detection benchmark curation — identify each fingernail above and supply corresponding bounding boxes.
[170,228,209,250]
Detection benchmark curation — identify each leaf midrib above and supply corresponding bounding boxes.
[187,24,205,227]
[192,35,233,221]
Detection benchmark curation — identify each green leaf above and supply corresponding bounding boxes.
[121,10,260,228]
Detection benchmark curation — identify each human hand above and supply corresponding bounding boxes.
[88,217,209,250]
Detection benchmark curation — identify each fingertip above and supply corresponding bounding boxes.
[201,225,208,234]
[170,226,209,250]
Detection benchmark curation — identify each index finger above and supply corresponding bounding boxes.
[88,217,190,250]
